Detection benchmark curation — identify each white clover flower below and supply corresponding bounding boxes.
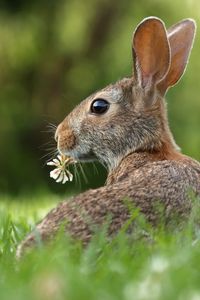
[47,155,76,184]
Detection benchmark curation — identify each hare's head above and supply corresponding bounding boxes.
[55,17,196,170]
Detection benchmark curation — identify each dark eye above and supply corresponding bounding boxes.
[90,99,110,114]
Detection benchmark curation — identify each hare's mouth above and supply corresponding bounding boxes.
[73,150,97,162]
[59,148,96,163]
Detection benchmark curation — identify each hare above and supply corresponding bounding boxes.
[17,17,200,257]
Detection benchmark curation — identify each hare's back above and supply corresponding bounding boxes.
[122,158,200,210]
[132,159,200,189]
[70,159,200,228]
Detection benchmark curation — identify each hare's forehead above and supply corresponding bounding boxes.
[94,88,124,103]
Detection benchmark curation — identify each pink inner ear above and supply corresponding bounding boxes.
[133,18,170,89]
[158,19,196,93]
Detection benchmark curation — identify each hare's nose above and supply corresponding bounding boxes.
[54,122,76,152]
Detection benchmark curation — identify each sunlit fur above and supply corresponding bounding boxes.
[56,78,179,170]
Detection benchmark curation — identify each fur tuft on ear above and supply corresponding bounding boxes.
[158,19,196,94]
[132,17,170,90]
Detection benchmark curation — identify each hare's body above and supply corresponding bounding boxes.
[17,151,200,254]
[17,17,200,257]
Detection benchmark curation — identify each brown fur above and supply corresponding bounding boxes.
[56,121,76,151]
[17,17,200,258]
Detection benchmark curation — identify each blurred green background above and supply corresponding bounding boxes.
[0,0,200,196]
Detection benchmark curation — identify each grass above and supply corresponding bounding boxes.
[0,194,200,300]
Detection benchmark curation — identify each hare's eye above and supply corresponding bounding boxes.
[90,99,110,114]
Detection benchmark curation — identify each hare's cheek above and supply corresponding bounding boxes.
[57,130,76,152]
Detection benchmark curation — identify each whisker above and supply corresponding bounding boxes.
[43,120,57,128]
[41,145,57,152]
[73,164,77,185]
[100,159,108,171]
[78,162,88,184]
[40,146,57,155]
[92,162,99,175]
[47,122,57,128]
[73,163,82,189]
[39,120,58,168]
[40,122,57,136]
[40,149,58,165]
[41,129,56,134]
[39,141,56,150]
[41,121,57,132]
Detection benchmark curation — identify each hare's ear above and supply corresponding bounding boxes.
[132,17,170,90]
[158,19,196,94]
